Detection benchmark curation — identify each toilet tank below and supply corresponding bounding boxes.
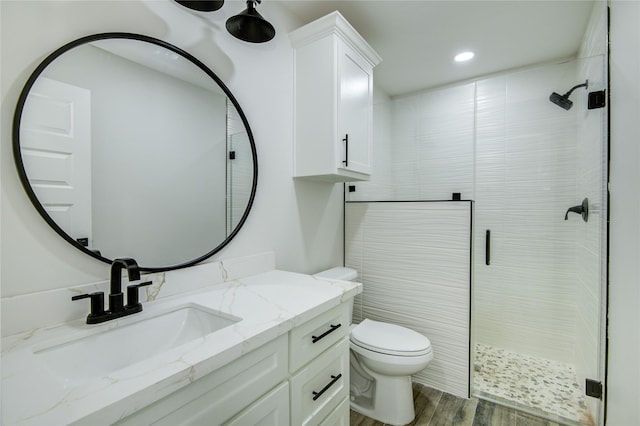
[313,267,358,281]
[314,267,358,323]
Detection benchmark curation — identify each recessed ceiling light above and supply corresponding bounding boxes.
[454,51,475,62]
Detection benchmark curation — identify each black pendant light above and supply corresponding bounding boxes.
[175,0,224,12]
[226,0,275,43]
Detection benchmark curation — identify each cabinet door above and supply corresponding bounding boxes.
[319,397,349,426]
[290,338,350,426]
[115,335,287,426]
[226,382,289,426]
[337,42,372,176]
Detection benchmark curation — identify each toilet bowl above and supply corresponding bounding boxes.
[314,267,433,426]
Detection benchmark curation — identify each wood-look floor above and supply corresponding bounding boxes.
[350,383,563,426]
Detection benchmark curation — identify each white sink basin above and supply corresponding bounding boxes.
[33,304,240,384]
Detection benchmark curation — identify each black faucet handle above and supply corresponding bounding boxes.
[72,292,105,320]
[126,281,153,310]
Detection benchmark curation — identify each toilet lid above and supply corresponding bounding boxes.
[350,319,431,356]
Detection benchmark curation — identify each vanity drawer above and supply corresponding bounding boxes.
[319,396,350,426]
[290,303,349,372]
[116,334,287,426]
[226,381,289,425]
[290,338,349,426]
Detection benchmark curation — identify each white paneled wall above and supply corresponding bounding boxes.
[345,202,471,398]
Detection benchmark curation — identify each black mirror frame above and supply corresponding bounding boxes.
[12,32,258,272]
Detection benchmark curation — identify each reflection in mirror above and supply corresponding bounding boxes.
[14,34,257,270]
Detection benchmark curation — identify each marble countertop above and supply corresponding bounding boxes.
[1,270,361,425]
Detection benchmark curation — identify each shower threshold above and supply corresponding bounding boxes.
[473,343,594,426]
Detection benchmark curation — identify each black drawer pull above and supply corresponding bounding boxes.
[312,324,342,343]
[312,374,342,401]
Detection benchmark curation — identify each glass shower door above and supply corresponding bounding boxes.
[471,54,607,425]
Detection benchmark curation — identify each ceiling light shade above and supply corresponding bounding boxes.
[226,0,275,43]
[175,0,224,12]
[454,51,475,62]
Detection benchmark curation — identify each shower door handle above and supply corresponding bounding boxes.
[485,230,491,266]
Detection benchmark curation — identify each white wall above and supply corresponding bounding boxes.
[608,1,640,424]
[0,0,344,298]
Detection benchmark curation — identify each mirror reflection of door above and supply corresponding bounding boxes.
[20,77,93,248]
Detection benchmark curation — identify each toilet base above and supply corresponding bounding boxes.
[350,368,416,425]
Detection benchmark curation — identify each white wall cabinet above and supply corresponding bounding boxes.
[290,11,382,182]
[116,303,351,426]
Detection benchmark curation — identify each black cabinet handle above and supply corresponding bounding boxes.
[126,281,153,309]
[485,229,491,266]
[312,323,342,343]
[342,134,349,167]
[312,374,342,401]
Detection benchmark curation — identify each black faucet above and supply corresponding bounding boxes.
[72,258,152,324]
[109,258,140,313]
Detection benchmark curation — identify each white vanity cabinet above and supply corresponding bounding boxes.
[289,303,351,425]
[116,303,351,426]
[290,11,382,182]
[115,334,290,426]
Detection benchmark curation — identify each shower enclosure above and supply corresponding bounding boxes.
[471,54,607,425]
[346,52,607,425]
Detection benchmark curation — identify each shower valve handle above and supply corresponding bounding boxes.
[564,198,589,222]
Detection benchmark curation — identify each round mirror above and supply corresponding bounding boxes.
[13,33,257,271]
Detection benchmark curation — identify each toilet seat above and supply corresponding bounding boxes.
[350,319,432,357]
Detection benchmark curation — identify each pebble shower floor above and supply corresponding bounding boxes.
[473,343,593,425]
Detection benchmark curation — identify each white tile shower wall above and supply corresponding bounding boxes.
[345,202,471,398]
[574,1,608,418]
[391,84,476,201]
[349,87,394,201]
[0,252,275,337]
[474,61,579,363]
[377,62,581,364]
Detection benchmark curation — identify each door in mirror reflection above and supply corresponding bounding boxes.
[21,77,93,245]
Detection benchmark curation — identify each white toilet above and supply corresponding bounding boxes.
[314,267,433,425]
